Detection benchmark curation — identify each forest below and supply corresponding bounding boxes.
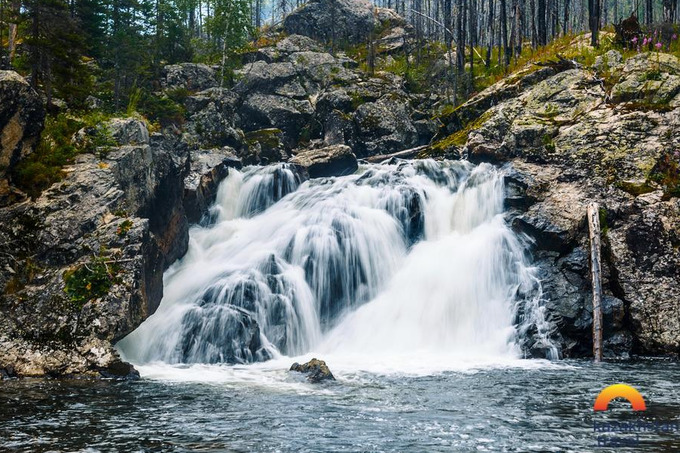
[0,0,679,112]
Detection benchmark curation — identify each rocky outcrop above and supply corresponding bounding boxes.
[162,63,218,92]
[177,9,432,165]
[290,144,358,177]
[435,52,680,358]
[0,118,238,378]
[290,358,335,383]
[0,70,45,188]
[283,0,378,45]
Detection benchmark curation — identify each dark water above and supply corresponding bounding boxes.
[1,360,680,452]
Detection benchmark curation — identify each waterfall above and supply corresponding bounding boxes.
[117,159,558,366]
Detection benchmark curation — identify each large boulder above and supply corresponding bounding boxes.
[239,93,315,146]
[290,144,358,177]
[283,0,378,46]
[0,71,45,182]
[106,118,150,146]
[162,63,218,92]
[354,97,418,156]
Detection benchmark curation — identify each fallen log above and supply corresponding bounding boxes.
[363,145,428,163]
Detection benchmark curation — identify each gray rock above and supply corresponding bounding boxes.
[184,148,241,224]
[0,70,45,183]
[162,63,217,92]
[239,93,315,146]
[106,118,150,146]
[354,98,418,156]
[290,144,358,177]
[283,0,378,45]
[610,52,680,106]
[243,128,288,165]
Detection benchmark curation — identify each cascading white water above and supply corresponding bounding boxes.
[117,159,558,369]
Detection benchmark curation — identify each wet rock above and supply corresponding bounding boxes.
[290,358,335,383]
[290,144,358,178]
[0,70,45,182]
[283,0,378,45]
[183,147,242,224]
[162,63,217,92]
[178,304,270,364]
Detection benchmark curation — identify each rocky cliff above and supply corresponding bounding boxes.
[0,0,679,378]
[430,51,680,358]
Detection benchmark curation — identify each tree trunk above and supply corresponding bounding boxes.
[500,0,508,66]
[646,0,653,24]
[587,203,603,363]
[530,0,537,47]
[537,0,546,45]
[589,0,600,47]
[7,0,19,62]
[485,0,494,67]
[563,0,570,34]
[663,0,673,22]
[469,0,476,92]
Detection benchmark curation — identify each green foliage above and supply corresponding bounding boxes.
[650,151,680,199]
[542,134,556,153]
[116,219,133,237]
[139,92,187,128]
[422,110,493,157]
[598,208,610,235]
[11,111,115,197]
[63,256,120,309]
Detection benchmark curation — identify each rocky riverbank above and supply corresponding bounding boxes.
[0,0,678,377]
[429,50,680,358]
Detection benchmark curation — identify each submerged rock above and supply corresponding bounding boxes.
[290,144,358,178]
[290,358,335,383]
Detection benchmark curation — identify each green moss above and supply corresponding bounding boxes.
[536,104,560,119]
[245,128,283,149]
[63,257,120,310]
[349,91,365,110]
[542,134,556,153]
[616,180,656,196]
[422,110,494,156]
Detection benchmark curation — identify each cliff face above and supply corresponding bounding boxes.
[433,51,680,358]
[0,115,239,378]
[0,0,679,377]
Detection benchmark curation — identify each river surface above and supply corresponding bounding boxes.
[1,360,680,452]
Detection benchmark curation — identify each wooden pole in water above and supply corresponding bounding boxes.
[587,202,603,362]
